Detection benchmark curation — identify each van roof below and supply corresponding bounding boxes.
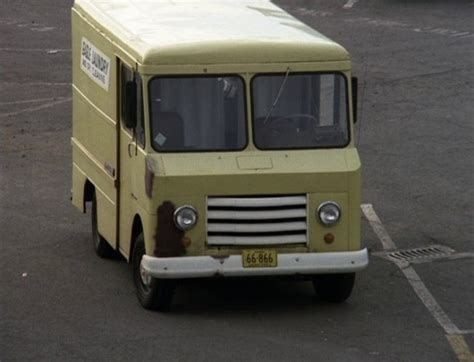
[74,0,349,65]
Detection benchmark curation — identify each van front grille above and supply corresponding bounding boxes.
[206,195,308,246]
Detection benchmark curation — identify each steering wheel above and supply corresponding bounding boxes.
[269,113,318,125]
[264,114,321,143]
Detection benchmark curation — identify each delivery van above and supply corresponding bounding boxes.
[71,0,368,311]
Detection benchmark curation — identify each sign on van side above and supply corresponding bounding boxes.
[80,37,110,91]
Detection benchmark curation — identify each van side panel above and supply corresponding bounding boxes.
[71,8,118,247]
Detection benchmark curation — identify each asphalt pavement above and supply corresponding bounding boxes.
[1,0,473,361]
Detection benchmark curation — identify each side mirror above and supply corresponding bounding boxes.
[124,81,137,129]
[351,76,358,123]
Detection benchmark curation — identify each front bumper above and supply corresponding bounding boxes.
[141,248,369,279]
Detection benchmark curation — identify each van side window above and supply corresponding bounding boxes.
[120,65,145,147]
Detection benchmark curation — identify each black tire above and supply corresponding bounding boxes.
[132,233,175,311]
[91,193,115,258]
[312,273,355,303]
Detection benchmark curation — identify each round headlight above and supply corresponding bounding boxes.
[173,205,198,231]
[318,201,341,226]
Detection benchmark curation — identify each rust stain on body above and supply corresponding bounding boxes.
[154,201,185,257]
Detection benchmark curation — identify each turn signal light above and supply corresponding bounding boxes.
[324,233,335,244]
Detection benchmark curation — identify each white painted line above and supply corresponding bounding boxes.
[361,204,397,250]
[448,252,474,260]
[446,334,474,362]
[452,32,470,37]
[0,97,71,118]
[1,81,70,87]
[361,204,473,361]
[0,97,68,106]
[0,47,70,52]
[30,26,55,32]
[401,265,461,335]
[362,203,460,334]
[343,0,359,9]
[295,7,471,40]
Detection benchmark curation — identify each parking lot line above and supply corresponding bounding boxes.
[361,204,473,362]
[0,47,70,52]
[1,81,70,86]
[343,0,359,9]
[360,204,397,250]
[0,97,68,106]
[0,97,71,118]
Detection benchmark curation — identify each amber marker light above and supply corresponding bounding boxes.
[182,237,192,248]
[324,233,335,244]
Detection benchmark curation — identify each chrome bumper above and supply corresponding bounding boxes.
[141,249,369,279]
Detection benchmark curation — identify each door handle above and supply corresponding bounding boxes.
[127,142,134,158]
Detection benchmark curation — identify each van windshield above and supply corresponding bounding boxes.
[149,76,247,152]
[252,73,349,150]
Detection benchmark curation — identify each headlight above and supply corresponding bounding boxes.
[317,201,341,226]
[173,205,198,231]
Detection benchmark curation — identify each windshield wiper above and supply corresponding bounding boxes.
[262,67,291,125]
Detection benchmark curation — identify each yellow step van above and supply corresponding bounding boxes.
[71,0,368,310]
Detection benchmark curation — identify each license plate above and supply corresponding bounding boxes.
[242,249,277,268]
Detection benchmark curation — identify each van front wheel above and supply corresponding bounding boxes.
[312,273,355,303]
[132,234,175,311]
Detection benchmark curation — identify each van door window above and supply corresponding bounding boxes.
[148,76,247,152]
[252,72,349,150]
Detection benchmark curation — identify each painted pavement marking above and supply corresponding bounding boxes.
[361,204,474,362]
[343,0,359,9]
[0,97,71,118]
[0,48,70,53]
[0,97,68,106]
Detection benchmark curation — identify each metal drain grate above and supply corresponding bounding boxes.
[373,244,474,264]
[371,244,460,264]
[388,245,455,262]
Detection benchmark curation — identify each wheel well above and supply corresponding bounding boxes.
[129,215,143,259]
[83,180,95,212]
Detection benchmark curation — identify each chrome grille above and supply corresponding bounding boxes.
[206,195,308,246]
